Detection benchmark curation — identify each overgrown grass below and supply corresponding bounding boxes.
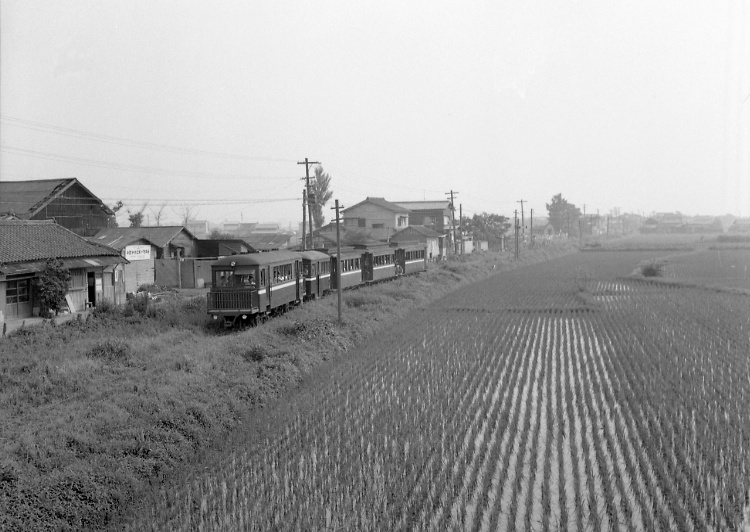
[0,244,575,530]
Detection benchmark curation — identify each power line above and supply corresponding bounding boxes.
[0,115,296,163]
[0,146,299,181]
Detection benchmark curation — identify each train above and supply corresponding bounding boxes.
[206,242,427,327]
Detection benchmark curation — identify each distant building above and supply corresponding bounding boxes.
[729,218,750,233]
[186,220,209,238]
[342,197,410,241]
[0,178,115,237]
[195,239,255,257]
[390,225,445,261]
[394,200,454,254]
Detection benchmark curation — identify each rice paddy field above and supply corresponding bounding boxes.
[128,246,750,531]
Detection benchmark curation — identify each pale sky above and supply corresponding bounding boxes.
[1,0,748,229]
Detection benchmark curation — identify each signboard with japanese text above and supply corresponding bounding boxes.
[124,245,152,261]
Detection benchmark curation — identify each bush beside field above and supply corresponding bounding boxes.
[0,243,575,531]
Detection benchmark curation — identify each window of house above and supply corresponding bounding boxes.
[398,216,407,227]
[372,223,384,229]
[6,279,30,304]
[70,268,86,288]
[358,218,366,228]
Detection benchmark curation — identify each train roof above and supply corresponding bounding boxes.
[298,250,331,261]
[212,250,301,268]
[328,247,362,259]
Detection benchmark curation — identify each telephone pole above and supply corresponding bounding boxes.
[331,200,344,323]
[446,190,459,255]
[530,208,534,247]
[301,189,307,251]
[459,203,464,255]
[514,210,519,259]
[298,158,320,250]
[517,200,526,238]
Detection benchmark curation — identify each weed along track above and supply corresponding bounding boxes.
[119,251,750,531]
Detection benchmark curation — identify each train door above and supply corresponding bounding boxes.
[295,260,301,302]
[395,248,406,273]
[313,261,320,296]
[260,266,270,310]
[362,252,373,282]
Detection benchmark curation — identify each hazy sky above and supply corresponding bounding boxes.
[1,0,748,228]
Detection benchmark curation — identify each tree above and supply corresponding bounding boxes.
[175,204,200,227]
[108,201,124,227]
[341,228,371,246]
[127,202,148,227]
[546,193,581,235]
[151,203,168,226]
[468,212,511,248]
[209,228,235,240]
[310,166,334,229]
[33,259,71,316]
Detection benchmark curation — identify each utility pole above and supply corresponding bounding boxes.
[517,200,526,238]
[331,200,344,324]
[459,203,464,255]
[514,210,519,259]
[301,189,307,251]
[298,158,321,250]
[530,208,534,247]
[446,190,459,255]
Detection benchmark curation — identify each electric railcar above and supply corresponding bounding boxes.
[207,243,427,327]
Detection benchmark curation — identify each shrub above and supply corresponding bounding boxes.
[32,259,71,316]
[640,260,663,277]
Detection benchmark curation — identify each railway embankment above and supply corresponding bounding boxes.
[0,242,575,531]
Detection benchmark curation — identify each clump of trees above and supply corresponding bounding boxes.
[311,166,334,229]
[546,193,582,235]
[461,212,511,249]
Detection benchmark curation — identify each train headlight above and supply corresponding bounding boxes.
[213,315,218,320]
[242,315,247,319]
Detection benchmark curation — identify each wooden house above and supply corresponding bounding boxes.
[395,200,454,253]
[195,239,255,258]
[390,225,445,260]
[90,226,198,291]
[0,220,127,321]
[0,178,115,237]
[342,197,410,241]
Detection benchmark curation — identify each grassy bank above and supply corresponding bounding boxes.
[0,243,574,531]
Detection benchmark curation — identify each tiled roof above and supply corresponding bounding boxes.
[0,178,113,217]
[343,197,410,214]
[393,201,451,211]
[90,226,196,250]
[0,220,122,264]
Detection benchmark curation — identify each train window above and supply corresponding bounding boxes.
[260,269,266,286]
[216,270,234,286]
[354,258,360,269]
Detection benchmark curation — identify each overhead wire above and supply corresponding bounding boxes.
[0,145,301,181]
[0,115,297,163]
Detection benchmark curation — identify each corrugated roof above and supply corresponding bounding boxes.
[343,197,410,213]
[0,220,123,266]
[393,201,451,211]
[0,178,114,218]
[90,226,196,250]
